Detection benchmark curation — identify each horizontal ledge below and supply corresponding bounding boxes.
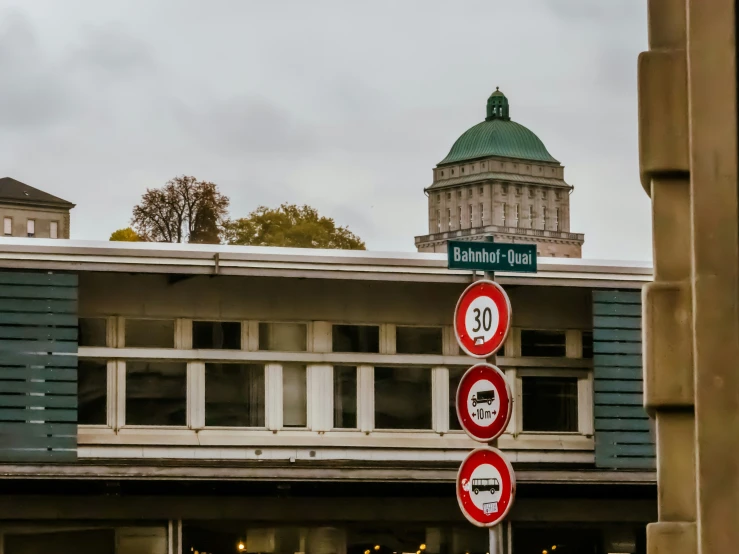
[77,348,593,368]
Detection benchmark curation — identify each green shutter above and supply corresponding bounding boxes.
[0,272,78,462]
[593,290,655,469]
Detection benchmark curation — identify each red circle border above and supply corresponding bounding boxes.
[453,280,511,358]
[455,363,512,442]
[456,447,516,528]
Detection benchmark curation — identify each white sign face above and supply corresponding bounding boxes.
[461,463,504,514]
[464,295,500,346]
[466,379,501,428]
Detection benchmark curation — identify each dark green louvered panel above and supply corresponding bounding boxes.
[0,272,78,462]
[593,290,655,469]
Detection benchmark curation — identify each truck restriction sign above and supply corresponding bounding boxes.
[453,280,511,358]
[455,363,512,442]
[457,447,516,528]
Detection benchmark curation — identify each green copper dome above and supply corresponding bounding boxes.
[439,88,559,165]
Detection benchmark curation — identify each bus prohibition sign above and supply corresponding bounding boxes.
[454,280,511,358]
[456,363,512,442]
[457,447,516,528]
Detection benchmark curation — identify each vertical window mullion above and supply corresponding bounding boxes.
[188,362,205,430]
[578,374,594,436]
[175,319,192,349]
[265,363,283,430]
[432,367,449,434]
[244,321,259,351]
[115,360,126,429]
[504,368,518,436]
[307,364,332,432]
[380,324,396,355]
[442,326,459,356]
[106,360,118,429]
[357,365,374,433]
[565,329,582,358]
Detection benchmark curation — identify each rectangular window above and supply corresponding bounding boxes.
[522,376,578,432]
[78,317,107,347]
[332,324,379,353]
[282,363,307,427]
[479,203,484,224]
[26,219,34,237]
[436,210,441,232]
[396,326,443,355]
[469,205,473,228]
[259,322,307,351]
[374,367,432,429]
[542,206,548,228]
[514,204,520,226]
[502,205,507,227]
[3,217,11,236]
[333,366,357,429]
[78,359,107,425]
[125,319,175,348]
[521,330,567,357]
[458,206,462,227]
[193,321,241,350]
[125,361,187,426]
[447,208,451,229]
[582,331,593,359]
[527,205,533,225]
[554,208,560,231]
[205,363,264,427]
[449,367,465,431]
[50,221,58,239]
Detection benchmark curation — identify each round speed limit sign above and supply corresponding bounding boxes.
[454,280,511,358]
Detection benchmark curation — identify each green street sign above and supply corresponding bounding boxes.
[447,240,537,273]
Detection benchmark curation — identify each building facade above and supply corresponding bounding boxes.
[0,240,653,554]
[415,90,585,257]
[0,177,75,239]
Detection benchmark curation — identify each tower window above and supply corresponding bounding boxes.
[3,217,11,236]
[436,210,441,232]
[502,185,508,195]
[447,209,452,229]
[542,206,548,228]
[479,203,484,224]
[542,190,548,199]
[26,219,35,237]
[436,194,440,202]
[458,206,462,227]
[479,187,484,195]
[468,189,473,197]
[514,204,520,227]
[457,190,462,198]
[469,205,473,228]
[502,205,507,227]
[528,188,534,199]
[451,169,455,175]
[555,190,561,200]
[461,167,465,173]
[554,208,560,231]
[447,192,451,200]
[482,163,486,168]
[441,171,445,177]
[527,206,533,226]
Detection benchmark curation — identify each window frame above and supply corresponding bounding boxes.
[26,219,35,237]
[50,220,59,239]
[3,217,11,236]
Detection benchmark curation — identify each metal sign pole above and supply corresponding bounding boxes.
[484,236,503,554]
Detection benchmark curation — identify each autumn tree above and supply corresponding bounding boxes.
[224,203,365,250]
[109,227,142,242]
[131,176,229,243]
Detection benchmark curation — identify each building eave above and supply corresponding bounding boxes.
[0,238,653,287]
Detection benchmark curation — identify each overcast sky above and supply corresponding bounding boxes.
[0,0,650,260]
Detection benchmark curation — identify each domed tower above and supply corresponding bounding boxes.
[414,88,585,257]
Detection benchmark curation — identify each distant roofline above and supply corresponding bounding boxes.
[0,238,652,288]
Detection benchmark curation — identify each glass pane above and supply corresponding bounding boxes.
[125,319,175,348]
[126,361,187,425]
[283,363,307,427]
[79,317,107,347]
[448,368,465,431]
[582,331,594,359]
[522,376,578,432]
[205,363,265,427]
[521,329,566,357]
[334,366,357,429]
[333,325,380,353]
[194,321,241,350]
[259,322,307,351]
[396,327,443,355]
[78,359,107,424]
[374,367,431,430]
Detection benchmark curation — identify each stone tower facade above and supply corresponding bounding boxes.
[414,89,584,257]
